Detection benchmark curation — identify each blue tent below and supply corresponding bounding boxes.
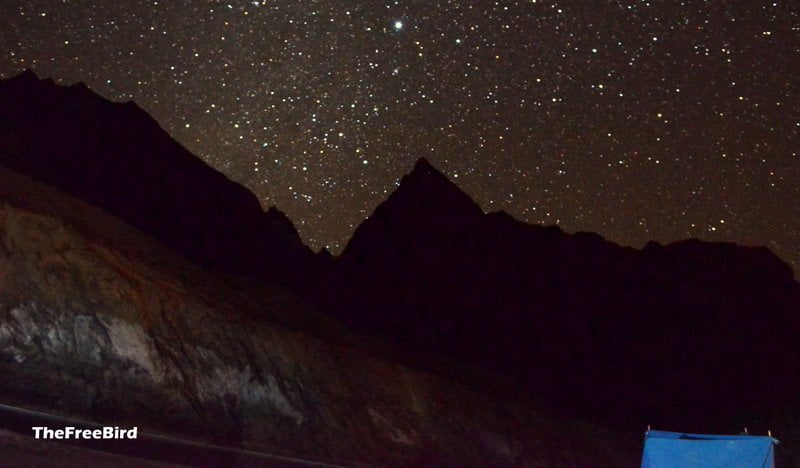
[642,430,779,468]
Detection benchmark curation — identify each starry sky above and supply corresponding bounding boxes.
[1,0,798,271]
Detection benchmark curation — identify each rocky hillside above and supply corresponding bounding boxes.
[0,167,637,465]
[0,70,329,294]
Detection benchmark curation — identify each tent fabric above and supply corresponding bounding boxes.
[642,430,778,468]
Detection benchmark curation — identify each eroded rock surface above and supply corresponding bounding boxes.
[0,170,635,466]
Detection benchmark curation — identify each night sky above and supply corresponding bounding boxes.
[1,1,798,271]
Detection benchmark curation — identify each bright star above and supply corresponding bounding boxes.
[394,21,404,30]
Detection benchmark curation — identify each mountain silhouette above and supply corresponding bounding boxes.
[0,73,640,466]
[0,70,328,292]
[2,70,800,463]
[327,157,800,447]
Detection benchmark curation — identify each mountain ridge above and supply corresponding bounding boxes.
[1,70,792,281]
[0,69,329,294]
[347,154,794,280]
[326,154,800,462]
[2,69,799,463]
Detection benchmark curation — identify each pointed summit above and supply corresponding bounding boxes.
[409,156,437,174]
[337,157,483,267]
[329,159,800,444]
[404,157,454,185]
[11,69,39,82]
[341,157,483,254]
[390,157,483,220]
[0,69,46,92]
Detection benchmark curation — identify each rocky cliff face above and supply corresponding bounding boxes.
[0,168,636,466]
[0,70,329,294]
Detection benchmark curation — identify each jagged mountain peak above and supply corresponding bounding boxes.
[338,158,483,261]
[3,69,86,96]
[3,68,40,84]
[388,158,483,219]
[407,156,439,177]
[0,69,59,101]
[328,150,800,441]
[395,158,481,213]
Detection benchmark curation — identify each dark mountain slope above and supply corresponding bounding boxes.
[0,162,638,467]
[327,158,800,455]
[0,70,328,292]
